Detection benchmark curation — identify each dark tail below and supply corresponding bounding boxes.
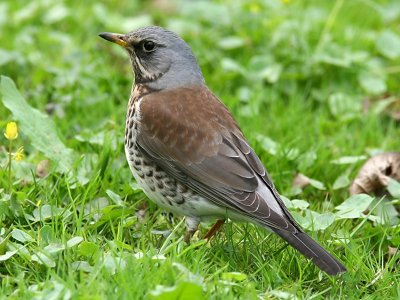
[272,229,347,275]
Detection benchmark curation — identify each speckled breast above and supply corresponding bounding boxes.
[124,84,212,217]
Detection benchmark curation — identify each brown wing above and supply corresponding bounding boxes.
[136,85,301,233]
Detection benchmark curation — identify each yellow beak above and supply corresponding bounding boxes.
[99,32,127,48]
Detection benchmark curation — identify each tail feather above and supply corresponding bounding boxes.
[272,229,346,275]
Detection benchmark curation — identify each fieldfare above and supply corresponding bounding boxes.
[99,26,346,275]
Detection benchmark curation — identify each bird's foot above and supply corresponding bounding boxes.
[135,202,148,224]
[184,216,200,244]
[183,229,197,244]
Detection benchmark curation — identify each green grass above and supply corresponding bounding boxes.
[1,0,400,299]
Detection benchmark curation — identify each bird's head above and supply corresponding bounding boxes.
[99,26,204,90]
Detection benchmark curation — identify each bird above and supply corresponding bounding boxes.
[99,26,347,276]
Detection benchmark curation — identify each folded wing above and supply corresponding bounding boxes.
[136,85,300,233]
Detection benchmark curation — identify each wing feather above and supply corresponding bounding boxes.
[137,85,300,233]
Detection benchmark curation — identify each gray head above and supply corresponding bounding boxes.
[99,26,204,90]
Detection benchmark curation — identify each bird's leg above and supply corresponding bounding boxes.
[204,219,225,240]
[184,230,197,244]
[184,216,200,244]
[135,201,148,224]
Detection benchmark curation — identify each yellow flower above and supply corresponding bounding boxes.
[4,122,18,140]
[14,146,24,161]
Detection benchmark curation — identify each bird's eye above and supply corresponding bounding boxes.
[142,41,156,52]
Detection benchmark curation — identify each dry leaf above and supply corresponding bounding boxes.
[388,246,398,257]
[349,152,400,195]
[36,159,50,178]
[293,173,311,188]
